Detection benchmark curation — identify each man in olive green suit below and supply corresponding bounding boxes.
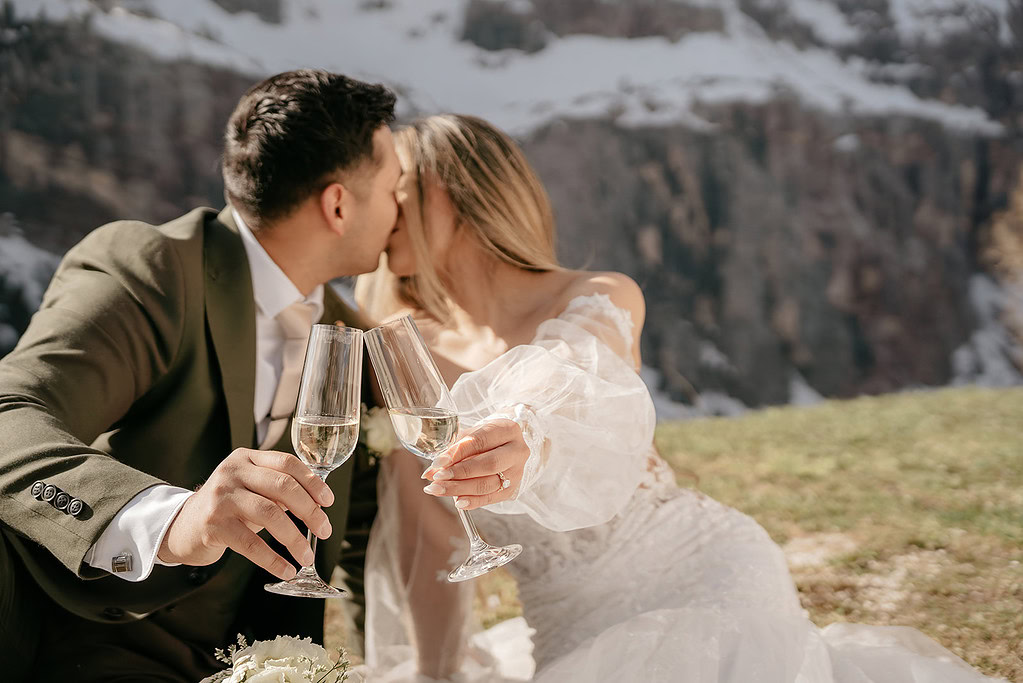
[0,70,400,681]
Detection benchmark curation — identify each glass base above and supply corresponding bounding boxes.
[448,543,522,583]
[264,567,349,599]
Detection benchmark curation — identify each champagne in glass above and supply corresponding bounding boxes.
[388,407,460,459]
[366,315,522,583]
[265,324,363,599]
[293,415,360,474]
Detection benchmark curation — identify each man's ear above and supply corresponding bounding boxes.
[320,182,348,236]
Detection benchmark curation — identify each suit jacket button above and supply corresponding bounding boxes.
[101,607,124,620]
[31,481,45,499]
[68,499,84,517]
[41,485,58,503]
[54,492,71,511]
[187,568,208,585]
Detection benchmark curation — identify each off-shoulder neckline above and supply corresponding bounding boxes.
[540,292,636,358]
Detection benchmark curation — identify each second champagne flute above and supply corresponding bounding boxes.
[365,315,522,582]
[264,324,363,599]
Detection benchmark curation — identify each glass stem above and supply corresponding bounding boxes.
[457,509,488,552]
[300,528,318,574]
[299,471,329,575]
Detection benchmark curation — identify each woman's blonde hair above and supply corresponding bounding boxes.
[355,114,562,322]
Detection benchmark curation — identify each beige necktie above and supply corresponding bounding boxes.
[260,301,317,449]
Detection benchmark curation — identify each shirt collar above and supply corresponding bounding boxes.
[233,208,324,320]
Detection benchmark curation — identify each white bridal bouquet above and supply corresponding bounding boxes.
[200,634,351,683]
[360,403,398,462]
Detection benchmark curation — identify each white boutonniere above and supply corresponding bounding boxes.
[360,403,397,462]
[202,634,350,682]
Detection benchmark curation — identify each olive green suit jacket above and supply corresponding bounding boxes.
[0,207,372,639]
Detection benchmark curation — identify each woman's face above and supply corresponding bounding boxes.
[385,171,459,278]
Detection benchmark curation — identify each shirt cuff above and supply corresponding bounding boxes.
[83,484,193,582]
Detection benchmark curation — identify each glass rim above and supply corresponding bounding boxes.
[365,314,414,337]
[310,323,363,339]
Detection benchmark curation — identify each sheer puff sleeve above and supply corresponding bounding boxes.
[451,294,656,532]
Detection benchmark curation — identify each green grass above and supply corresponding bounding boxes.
[338,387,1023,680]
[655,386,1023,680]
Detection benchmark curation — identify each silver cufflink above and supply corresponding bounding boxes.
[111,551,134,574]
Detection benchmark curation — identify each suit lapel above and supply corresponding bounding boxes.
[205,208,257,451]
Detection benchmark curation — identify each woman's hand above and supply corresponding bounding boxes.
[420,419,529,510]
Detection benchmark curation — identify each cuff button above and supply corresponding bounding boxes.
[111,552,134,574]
[41,485,58,503]
[68,499,84,517]
[31,481,45,499]
[54,492,71,511]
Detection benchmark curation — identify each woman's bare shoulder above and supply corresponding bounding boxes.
[556,270,645,327]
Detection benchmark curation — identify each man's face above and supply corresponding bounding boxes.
[385,173,459,279]
[341,126,401,274]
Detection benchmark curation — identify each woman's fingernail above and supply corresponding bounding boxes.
[455,498,470,509]
[433,469,454,481]
[421,470,431,480]
[423,483,444,495]
[434,455,452,468]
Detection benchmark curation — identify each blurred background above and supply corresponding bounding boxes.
[2,0,1022,417]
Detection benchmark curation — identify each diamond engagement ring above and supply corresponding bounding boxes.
[497,471,511,490]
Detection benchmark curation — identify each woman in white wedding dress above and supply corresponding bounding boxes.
[352,114,1003,683]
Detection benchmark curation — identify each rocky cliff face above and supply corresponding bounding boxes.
[468,0,1023,406]
[524,107,1020,405]
[1,0,1021,408]
[0,10,254,252]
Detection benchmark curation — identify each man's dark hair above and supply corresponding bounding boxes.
[222,69,396,227]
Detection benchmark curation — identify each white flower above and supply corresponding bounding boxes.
[360,404,398,457]
[244,666,306,683]
[221,636,346,683]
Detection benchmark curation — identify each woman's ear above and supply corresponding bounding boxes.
[320,182,347,236]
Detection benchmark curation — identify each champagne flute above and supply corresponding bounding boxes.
[365,315,522,582]
[265,324,363,598]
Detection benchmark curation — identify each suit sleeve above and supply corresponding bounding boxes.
[0,221,188,575]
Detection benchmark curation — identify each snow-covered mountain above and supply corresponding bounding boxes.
[11,0,1008,135]
[2,0,1022,414]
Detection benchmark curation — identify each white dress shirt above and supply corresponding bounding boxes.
[83,209,324,581]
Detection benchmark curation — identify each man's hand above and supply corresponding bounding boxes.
[421,419,528,511]
[158,449,335,580]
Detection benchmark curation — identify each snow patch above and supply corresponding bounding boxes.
[641,365,751,421]
[0,229,60,315]
[951,275,1023,387]
[787,0,860,45]
[9,0,1004,136]
[833,132,860,152]
[789,370,824,406]
[888,0,1012,45]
